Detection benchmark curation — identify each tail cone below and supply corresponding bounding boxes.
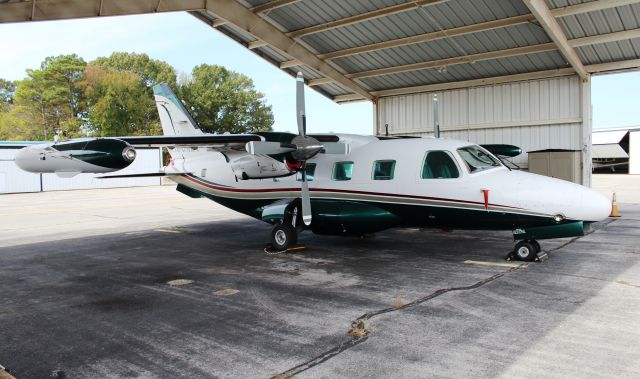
[609,192,621,218]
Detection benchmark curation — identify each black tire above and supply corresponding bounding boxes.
[271,223,297,251]
[514,240,537,261]
[531,240,541,253]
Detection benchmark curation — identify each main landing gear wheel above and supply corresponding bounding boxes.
[513,240,539,262]
[271,223,297,251]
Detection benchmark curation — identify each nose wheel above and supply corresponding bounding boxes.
[511,239,541,262]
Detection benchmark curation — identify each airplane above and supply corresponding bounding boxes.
[14,73,612,261]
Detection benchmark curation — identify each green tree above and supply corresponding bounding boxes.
[92,52,177,88]
[0,79,15,108]
[80,65,160,136]
[12,54,86,140]
[86,52,176,136]
[178,64,273,134]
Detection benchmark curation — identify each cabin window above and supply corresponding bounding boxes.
[422,151,460,179]
[332,161,354,181]
[372,160,395,180]
[296,163,316,182]
[457,145,501,173]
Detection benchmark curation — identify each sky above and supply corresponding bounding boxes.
[0,11,637,133]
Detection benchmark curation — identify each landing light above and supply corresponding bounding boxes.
[123,147,136,162]
[553,214,565,223]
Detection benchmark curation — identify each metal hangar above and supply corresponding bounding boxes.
[3,0,640,185]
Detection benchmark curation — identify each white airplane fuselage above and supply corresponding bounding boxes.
[166,134,611,237]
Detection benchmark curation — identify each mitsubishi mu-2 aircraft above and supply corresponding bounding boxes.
[15,73,612,261]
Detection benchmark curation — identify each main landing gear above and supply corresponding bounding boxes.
[269,200,303,251]
[509,239,546,262]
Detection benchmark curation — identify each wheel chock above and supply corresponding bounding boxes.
[505,249,548,263]
[535,251,548,262]
[263,244,307,255]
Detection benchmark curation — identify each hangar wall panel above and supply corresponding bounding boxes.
[377,76,584,168]
[0,148,162,194]
[0,149,41,193]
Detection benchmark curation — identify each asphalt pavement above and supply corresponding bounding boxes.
[1,186,639,378]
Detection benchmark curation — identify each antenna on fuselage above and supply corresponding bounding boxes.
[433,94,440,138]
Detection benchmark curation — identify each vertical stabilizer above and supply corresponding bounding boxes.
[153,83,204,136]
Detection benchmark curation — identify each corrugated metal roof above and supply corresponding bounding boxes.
[592,144,629,158]
[188,0,640,101]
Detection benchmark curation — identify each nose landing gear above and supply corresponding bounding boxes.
[509,239,547,262]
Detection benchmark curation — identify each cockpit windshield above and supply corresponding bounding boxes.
[457,145,502,173]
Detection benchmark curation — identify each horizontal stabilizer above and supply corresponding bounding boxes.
[97,172,189,179]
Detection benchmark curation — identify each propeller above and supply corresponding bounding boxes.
[245,72,349,226]
[294,72,313,226]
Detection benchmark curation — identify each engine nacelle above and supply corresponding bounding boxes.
[15,138,136,177]
[229,154,293,180]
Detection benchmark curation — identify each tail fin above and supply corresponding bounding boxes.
[153,83,204,136]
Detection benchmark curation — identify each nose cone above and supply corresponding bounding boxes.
[581,188,612,222]
[505,171,612,223]
[14,147,33,172]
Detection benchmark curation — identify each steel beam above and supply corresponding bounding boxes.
[250,0,300,14]
[551,0,640,18]
[279,59,301,68]
[308,77,334,86]
[0,0,206,22]
[523,0,588,80]
[587,58,640,73]
[204,0,373,100]
[569,28,640,47]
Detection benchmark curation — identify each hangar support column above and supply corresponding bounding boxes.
[580,79,593,187]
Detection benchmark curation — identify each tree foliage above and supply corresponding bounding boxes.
[80,65,160,136]
[12,54,87,140]
[0,53,273,140]
[179,64,273,134]
[92,52,177,88]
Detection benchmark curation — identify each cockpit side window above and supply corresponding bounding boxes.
[421,151,460,179]
[457,145,501,173]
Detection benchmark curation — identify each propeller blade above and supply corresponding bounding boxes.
[246,141,296,155]
[301,165,312,226]
[321,142,350,155]
[296,72,306,138]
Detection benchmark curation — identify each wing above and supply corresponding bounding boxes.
[120,134,263,150]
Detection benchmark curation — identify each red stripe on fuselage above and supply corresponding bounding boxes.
[181,174,522,210]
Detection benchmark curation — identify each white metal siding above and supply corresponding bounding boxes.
[0,149,41,193]
[377,76,583,167]
[0,148,162,194]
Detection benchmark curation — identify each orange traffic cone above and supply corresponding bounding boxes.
[609,192,621,218]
